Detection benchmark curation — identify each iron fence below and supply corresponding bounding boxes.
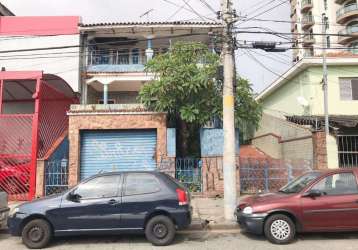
[239,158,312,193]
[337,135,358,168]
[45,159,69,196]
[175,158,202,192]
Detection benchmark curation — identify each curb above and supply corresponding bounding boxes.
[184,219,240,232]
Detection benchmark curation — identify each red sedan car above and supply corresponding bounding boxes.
[236,168,358,244]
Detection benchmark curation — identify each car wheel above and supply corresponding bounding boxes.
[264,214,295,244]
[22,219,52,249]
[145,215,176,246]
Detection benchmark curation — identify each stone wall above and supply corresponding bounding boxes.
[68,112,168,186]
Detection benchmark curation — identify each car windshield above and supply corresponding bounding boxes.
[279,172,321,194]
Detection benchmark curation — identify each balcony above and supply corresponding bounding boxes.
[87,49,148,73]
[337,4,358,24]
[301,0,313,13]
[338,26,358,44]
[301,15,314,29]
[303,33,315,44]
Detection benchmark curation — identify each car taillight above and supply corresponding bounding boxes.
[176,188,188,206]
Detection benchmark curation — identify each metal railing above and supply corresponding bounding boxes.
[87,49,144,66]
[45,159,69,196]
[338,25,358,36]
[175,158,203,192]
[303,33,315,43]
[302,15,314,26]
[301,0,312,9]
[337,3,358,19]
[337,135,358,168]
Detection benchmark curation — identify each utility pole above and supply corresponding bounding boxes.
[322,13,329,138]
[221,0,237,221]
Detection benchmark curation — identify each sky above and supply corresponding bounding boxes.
[2,0,292,93]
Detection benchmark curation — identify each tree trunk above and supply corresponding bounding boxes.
[177,117,190,157]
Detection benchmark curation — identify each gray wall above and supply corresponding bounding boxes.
[252,113,313,161]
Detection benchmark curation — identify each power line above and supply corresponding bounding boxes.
[239,0,289,25]
[197,0,217,15]
[160,0,216,22]
[0,32,223,55]
[182,0,207,21]
[243,0,278,18]
[166,0,191,21]
[238,17,352,29]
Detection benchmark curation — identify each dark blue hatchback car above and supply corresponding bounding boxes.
[8,171,192,249]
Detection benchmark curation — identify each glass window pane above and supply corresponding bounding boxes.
[75,175,121,199]
[125,173,161,196]
[311,172,358,195]
[132,48,140,64]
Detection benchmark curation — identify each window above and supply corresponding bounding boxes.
[324,0,328,10]
[124,173,161,196]
[311,172,358,195]
[339,78,358,100]
[326,36,331,48]
[131,48,140,64]
[118,49,129,64]
[74,175,121,199]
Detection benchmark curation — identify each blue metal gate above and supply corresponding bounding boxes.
[175,158,202,192]
[45,159,69,196]
[80,130,157,180]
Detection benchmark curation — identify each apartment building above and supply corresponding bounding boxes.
[290,0,358,62]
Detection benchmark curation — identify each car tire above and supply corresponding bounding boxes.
[264,214,295,244]
[145,215,176,246]
[22,219,52,249]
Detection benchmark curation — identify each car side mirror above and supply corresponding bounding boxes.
[68,191,81,202]
[302,189,322,198]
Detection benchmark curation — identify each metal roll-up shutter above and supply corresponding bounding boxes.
[80,129,157,180]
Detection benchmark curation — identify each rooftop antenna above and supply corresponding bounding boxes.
[140,9,155,22]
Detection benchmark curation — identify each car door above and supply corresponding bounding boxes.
[301,171,358,231]
[120,173,163,229]
[56,174,122,233]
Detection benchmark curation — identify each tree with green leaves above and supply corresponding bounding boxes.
[139,41,261,156]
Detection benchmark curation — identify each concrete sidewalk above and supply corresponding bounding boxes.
[188,197,240,231]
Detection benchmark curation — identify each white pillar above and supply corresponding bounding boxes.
[103,83,109,105]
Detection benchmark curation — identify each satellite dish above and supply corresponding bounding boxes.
[297,96,309,107]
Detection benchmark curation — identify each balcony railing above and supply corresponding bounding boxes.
[339,25,358,36]
[337,3,358,19]
[338,25,358,44]
[303,33,315,43]
[301,0,313,11]
[87,49,147,73]
[302,15,314,28]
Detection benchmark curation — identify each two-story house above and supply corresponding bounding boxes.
[67,21,223,186]
[253,57,358,170]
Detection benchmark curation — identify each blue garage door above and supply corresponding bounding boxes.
[80,130,157,180]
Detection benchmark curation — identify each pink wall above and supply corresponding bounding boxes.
[0,16,79,35]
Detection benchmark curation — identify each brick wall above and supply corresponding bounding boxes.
[67,112,169,186]
[312,131,327,169]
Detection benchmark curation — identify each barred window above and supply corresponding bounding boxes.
[339,78,358,100]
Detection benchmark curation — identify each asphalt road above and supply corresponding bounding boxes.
[1,229,358,250]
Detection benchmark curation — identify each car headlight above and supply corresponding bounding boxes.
[9,207,19,217]
[242,206,253,215]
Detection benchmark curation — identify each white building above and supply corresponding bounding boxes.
[290,0,358,62]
